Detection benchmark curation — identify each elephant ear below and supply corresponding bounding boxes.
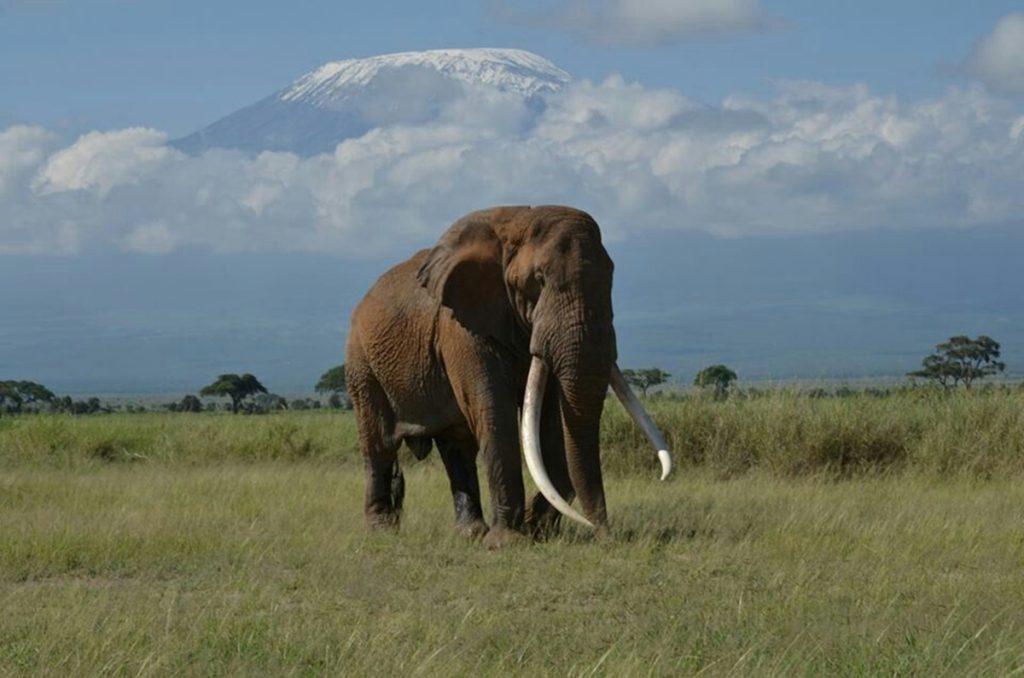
[418,219,517,343]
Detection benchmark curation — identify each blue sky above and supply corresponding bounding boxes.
[2,0,1018,136]
[2,1,1024,393]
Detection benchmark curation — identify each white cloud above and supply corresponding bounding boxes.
[0,126,58,198]
[33,128,174,196]
[966,13,1024,95]
[496,0,773,46]
[2,76,1024,257]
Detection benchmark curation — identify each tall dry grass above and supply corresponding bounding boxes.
[3,389,1023,479]
[601,388,1024,479]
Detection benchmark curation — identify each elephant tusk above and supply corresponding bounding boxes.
[609,364,674,480]
[521,356,594,529]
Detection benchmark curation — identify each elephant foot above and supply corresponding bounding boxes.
[483,525,525,550]
[454,518,489,540]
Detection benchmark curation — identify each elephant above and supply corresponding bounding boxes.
[345,205,672,547]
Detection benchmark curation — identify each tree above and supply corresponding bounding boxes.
[251,393,288,413]
[13,381,55,406]
[179,394,203,413]
[199,373,268,413]
[315,365,347,397]
[0,380,55,414]
[620,367,671,398]
[908,335,1006,390]
[0,381,21,414]
[694,364,738,399]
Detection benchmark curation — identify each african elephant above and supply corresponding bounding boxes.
[345,206,672,547]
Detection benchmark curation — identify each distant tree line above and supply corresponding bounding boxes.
[2,335,1012,417]
[1,365,352,417]
[616,334,1009,401]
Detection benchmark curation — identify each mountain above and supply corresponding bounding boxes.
[173,48,571,156]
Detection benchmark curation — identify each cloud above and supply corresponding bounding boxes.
[2,75,1024,257]
[34,128,174,196]
[965,13,1024,95]
[494,0,774,46]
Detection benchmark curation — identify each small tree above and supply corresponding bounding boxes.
[179,394,203,413]
[694,364,738,399]
[0,380,55,414]
[199,373,268,413]
[316,365,347,398]
[0,381,21,414]
[251,393,288,413]
[14,381,55,407]
[621,367,671,398]
[908,335,1006,390]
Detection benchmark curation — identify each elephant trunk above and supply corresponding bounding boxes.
[521,301,615,528]
[521,357,593,528]
[554,347,613,527]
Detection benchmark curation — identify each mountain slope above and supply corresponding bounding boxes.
[173,48,571,156]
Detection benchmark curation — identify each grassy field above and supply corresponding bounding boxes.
[2,391,1024,674]
[4,388,1024,478]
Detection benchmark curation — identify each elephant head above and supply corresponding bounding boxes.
[418,206,672,528]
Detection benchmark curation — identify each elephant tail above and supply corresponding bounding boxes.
[390,461,405,513]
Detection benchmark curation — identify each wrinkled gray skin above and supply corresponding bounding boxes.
[345,206,616,547]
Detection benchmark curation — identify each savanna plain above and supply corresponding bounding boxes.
[2,390,1024,675]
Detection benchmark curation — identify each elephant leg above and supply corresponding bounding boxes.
[477,414,527,548]
[435,430,487,538]
[348,356,403,529]
[440,331,526,547]
[525,371,575,539]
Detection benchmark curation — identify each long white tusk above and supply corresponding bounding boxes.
[609,364,674,480]
[521,356,594,529]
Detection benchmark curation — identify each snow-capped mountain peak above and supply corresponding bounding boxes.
[281,48,570,106]
[174,48,571,156]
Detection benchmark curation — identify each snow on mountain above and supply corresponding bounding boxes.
[173,48,571,156]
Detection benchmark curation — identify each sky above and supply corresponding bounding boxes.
[1,0,1020,136]
[2,1,1023,393]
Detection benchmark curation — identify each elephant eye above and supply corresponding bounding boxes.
[533,271,545,286]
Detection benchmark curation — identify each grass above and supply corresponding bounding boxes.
[4,388,1024,478]
[2,391,1024,674]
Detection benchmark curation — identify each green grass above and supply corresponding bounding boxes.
[2,392,1024,674]
[3,466,1024,674]
[4,389,1024,478]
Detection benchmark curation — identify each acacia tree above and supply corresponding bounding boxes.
[316,365,347,407]
[908,335,1005,389]
[316,365,346,394]
[0,382,21,413]
[13,381,55,406]
[178,394,203,413]
[199,373,267,413]
[694,364,738,399]
[621,367,671,398]
[0,380,55,414]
